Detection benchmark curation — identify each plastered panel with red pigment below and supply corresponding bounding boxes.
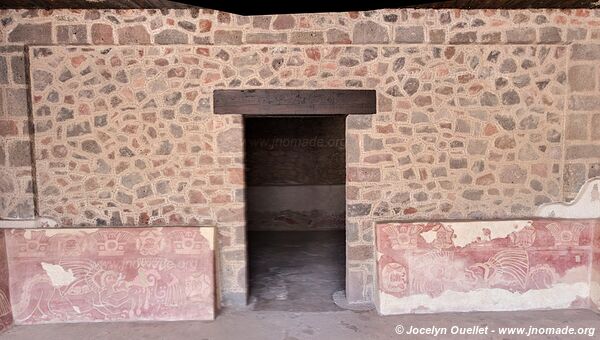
[375,219,597,314]
[5,227,215,324]
[0,231,13,332]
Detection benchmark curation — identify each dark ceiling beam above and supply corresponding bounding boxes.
[1,0,598,12]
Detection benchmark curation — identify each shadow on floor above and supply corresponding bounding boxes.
[248,230,345,312]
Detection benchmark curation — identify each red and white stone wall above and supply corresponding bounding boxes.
[1,8,600,307]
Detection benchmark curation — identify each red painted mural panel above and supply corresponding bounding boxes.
[0,231,13,332]
[376,219,597,314]
[5,227,215,324]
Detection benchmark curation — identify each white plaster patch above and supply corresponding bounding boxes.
[591,281,600,309]
[421,220,532,247]
[199,227,215,251]
[22,228,98,239]
[378,282,589,315]
[536,177,600,218]
[41,262,76,287]
[0,216,59,229]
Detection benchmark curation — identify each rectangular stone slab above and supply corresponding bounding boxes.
[5,226,215,324]
[375,219,597,315]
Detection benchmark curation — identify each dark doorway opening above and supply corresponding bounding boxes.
[245,116,346,312]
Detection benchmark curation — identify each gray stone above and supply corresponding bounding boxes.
[506,28,536,43]
[462,189,484,201]
[81,140,102,154]
[347,203,371,217]
[500,59,517,73]
[394,26,424,43]
[518,144,539,161]
[450,158,467,169]
[8,23,52,44]
[32,70,53,91]
[567,28,587,42]
[347,115,372,130]
[57,107,74,121]
[501,90,520,105]
[164,92,182,106]
[566,145,600,159]
[116,191,133,204]
[117,25,150,44]
[480,91,498,106]
[467,140,488,155]
[353,21,389,44]
[495,114,515,130]
[563,163,586,196]
[214,30,242,45]
[519,115,539,130]
[290,31,324,44]
[156,140,173,155]
[569,95,600,111]
[363,135,383,151]
[539,27,562,43]
[5,88,28,116]
[568,65,595,92]
[326,29,351,44]
[66,122,91,137]
[245,33,287,44]
[136,184,153,199]
[58,68,73,82]
[592,113,600,140]
[121,172,144,189]
[8,140,31,167]
[403,78,419,96]
[411,111,429,124]
[449,32,476,44]
[571,44,600,61]
[495,135,516,149]
[10,56,25,84]
[499,165,527,184]
[217,128,242,152]
[56,25,87,44]
[0,56,7,84]
[155,29,188,44]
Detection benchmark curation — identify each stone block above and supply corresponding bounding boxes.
[568,65,596,92]
[56,25,87,44]
[353,21,389,44]
[8,23,52,44]
[506,28,536,43]
[117,25,150,44]
[214,30,243,45]
[290,31,324,44]
[394,26,424,43]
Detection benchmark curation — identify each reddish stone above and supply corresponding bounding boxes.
[198,19,212,32]
[117,25,150,44]
[273,14,295,29]
[403,207,417,214]
[0,120,18,136]
[189,190,207,204]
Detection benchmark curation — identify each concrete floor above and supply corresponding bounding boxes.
[248,230,345,312]
[1,308,599,339]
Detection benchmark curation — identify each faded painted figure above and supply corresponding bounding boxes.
[376,219,596,314]
[6,227,215,324]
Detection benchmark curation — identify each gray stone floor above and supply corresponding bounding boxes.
[1,309,599,339]
[248,230,345,312]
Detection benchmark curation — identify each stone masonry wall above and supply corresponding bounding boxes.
[2,8,600,304]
